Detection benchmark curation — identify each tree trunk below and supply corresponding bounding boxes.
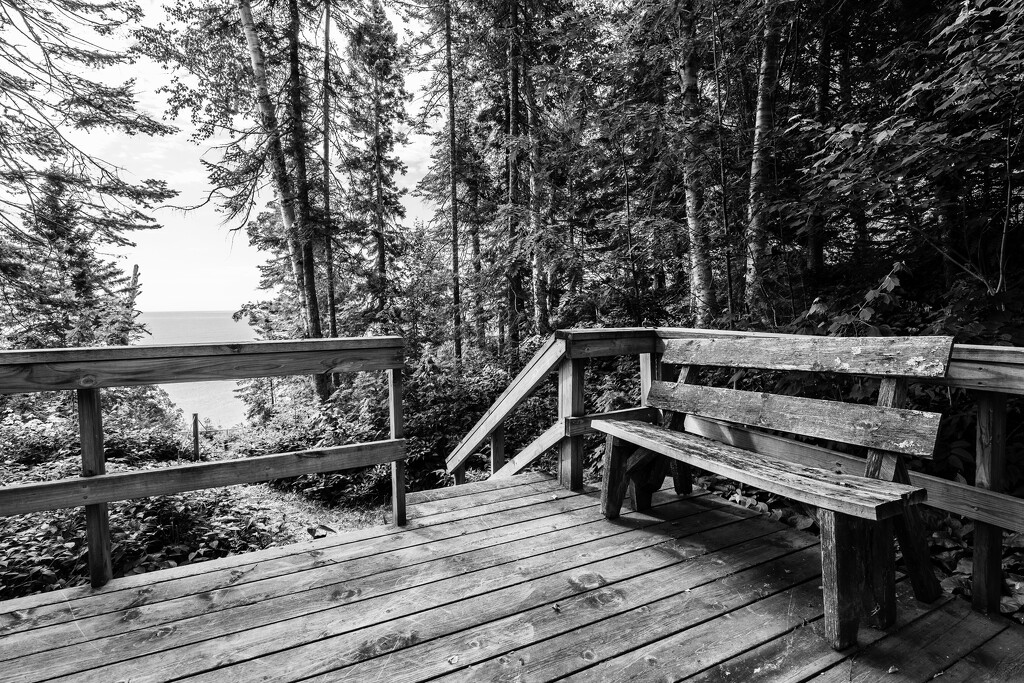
[678,0,716,328]
[469,171,486,349]
[524,61,550,335]
[506,0,523,361]
[445,0,463,360]
[805,15,830,285]
[744,0,781,324]
[286,0,323,341]
[323,0,338,339]
[372,70,388,318]
[237,0,308,334]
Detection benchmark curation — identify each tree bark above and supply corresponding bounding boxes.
[524,58,550,335]
[323,0,338,339]
[372,68,388,318]
[678,0,716,328]
[287,0,323,341]
[506,0,523,361]
[805,15,830,285]
[237,0,309,335]
[469,170,486,349]
[744,0,781,324]
[445,0,463,360]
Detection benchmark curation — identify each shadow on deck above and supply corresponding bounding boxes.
[1,473,1021,682]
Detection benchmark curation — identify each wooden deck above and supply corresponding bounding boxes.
[2,473,1022,682]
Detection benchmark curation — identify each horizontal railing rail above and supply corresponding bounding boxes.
[447,326,1024,615]
[0,337,407,588]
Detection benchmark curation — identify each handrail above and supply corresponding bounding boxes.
[0,337,407,588]
[446,335,567,472]
[448,326,1024,616]
[0,337,404,393]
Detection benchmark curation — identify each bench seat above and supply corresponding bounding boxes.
[592,418,926,521]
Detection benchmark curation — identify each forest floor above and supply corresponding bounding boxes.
[228,482,388,542]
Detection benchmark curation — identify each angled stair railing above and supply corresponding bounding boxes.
[446,328,659,486]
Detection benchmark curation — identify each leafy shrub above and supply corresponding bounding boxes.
[0,413,76,465]
[0,483,282,600]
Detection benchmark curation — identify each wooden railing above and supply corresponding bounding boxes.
[0,337,407,588]
[447,327,1024,615]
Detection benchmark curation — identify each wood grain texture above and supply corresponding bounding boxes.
[813,598,1007,682]
[666,365,696,495]
[974,391,1008,614]
[662,335,953,377]
[446,336,565,471]
[600,434,632,519]
[684,415,1024,532]
[489,423,562,479]
[78,388,112,588]
[590,419,925,519]
[936,625,1024,682]
[388,369,406,526]
[0,477,569,630]
[489,425,505,473]
[0,440,406,516]
[105,501,764,683]
[864,377,942,605]
[647,381,942,457]
[0,472,1006,683]
[557,357,585,491]
[820,510,865,649]
[4,492,714,681]
[0,347,404,393]
[0,337,404,365]
[557,328,657,359]
[565,407,658,436]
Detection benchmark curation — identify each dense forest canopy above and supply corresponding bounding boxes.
[3,0,1022,355]
[144,0,1023,355]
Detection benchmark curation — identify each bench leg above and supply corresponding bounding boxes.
[820,510,866,650]
[865,518,896,628]
[392,459,406,526]
[601,434,635,519]
[628,453,668,511]
[670,461,692,495]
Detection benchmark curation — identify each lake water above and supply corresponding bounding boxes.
[137,311,257,427]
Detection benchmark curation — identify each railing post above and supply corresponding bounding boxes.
[388,368,406,526]
[639,352,662,406]
[77,388,112,587]
[192,413,200,460]
[490,425,505,474]
[973,391,1007,613]
[558,357,585,491]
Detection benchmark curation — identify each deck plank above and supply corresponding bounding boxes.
[0,474,1013,683]
[7,491,729,681]
[812,598,1008,682]
[182,513,795,682]
[2,487,629,673]
[684,581,954,683]
[937,626,1024,682]
[0,477,570,637]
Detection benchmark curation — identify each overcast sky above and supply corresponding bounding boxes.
[95,2,433,313]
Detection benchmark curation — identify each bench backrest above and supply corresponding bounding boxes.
[649,336,954,458]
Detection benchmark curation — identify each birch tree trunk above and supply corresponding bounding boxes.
[678,0,716,327]
[744,0,781,323]
[237,0,309,335]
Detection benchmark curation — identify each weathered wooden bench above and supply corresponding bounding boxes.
[592,335,953,650]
